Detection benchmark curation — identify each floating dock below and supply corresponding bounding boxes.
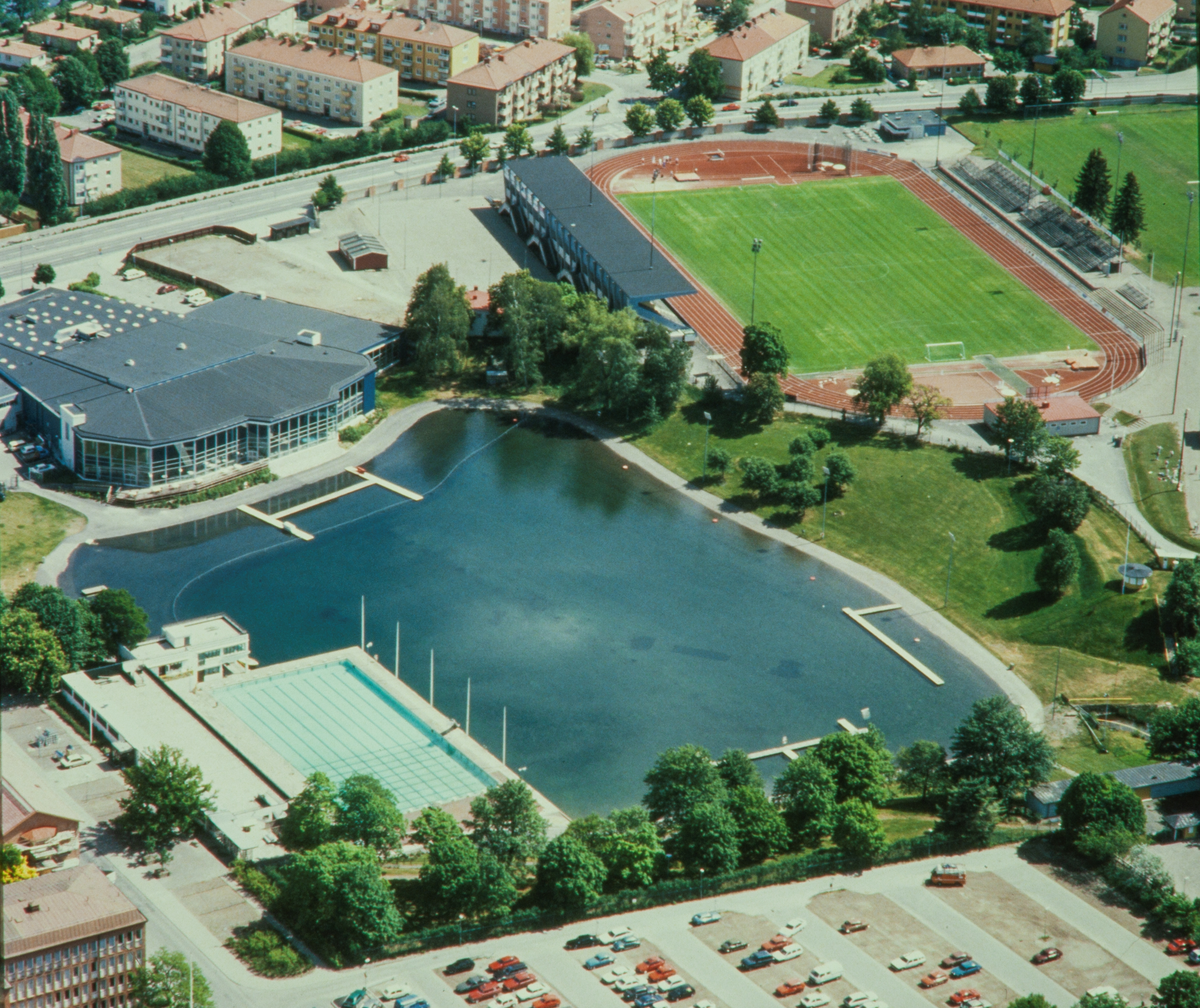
[238,468,422,540]
[841,604,945,686]
[747,717,869,761]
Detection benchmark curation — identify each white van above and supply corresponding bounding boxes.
[809,962,844,986]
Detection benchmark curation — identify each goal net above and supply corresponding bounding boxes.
[925,341,966,363]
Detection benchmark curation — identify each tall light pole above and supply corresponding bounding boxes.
[1173,189,1196,345]
[1006,437,1014,476]
[821,465,830,539]
[750,237,763,323]
[944,531,956,608]
[649,167,660,269]
[702,411,712,482]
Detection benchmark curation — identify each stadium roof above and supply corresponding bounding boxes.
[0,290,391,446]
[504,157,696,304]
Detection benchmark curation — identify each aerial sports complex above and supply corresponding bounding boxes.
[502,141,1145,420]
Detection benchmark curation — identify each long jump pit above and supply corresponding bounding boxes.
[590,140,1142,420]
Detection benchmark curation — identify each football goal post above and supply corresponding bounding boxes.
[925,341,966,363]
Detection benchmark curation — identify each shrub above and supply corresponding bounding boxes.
[226,922,311,977]
[230,860,280,907]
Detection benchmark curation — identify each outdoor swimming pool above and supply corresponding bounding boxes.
[66,409,1002,816]
[216,658,495,811]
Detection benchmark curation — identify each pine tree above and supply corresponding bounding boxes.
[1110,172,1145,247]
[1073,148,1111,219]
[0,88,24,199]
[25,113,68,226]
[545,123,569,155]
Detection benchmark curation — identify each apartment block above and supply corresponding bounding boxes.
[0,39,51,69]
[575,0,687,61]
[159,0,301,80]
[227,36,398,124]
[700,8,809,99]
[1097,0,1176,65]
[446,36,574,125]
[2,865,147,1008]
[309,4,479,83]
[893,0,1074,49]
[69,3,140,34]
[24,20,98,51]
[783,0,870,41]
[402,0,569,43]
[57,126,122,204]
[890,43,986,77]
[114,72,282,157]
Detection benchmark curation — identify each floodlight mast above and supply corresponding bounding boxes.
[750,238,764,323]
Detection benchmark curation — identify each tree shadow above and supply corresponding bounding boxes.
[986,520,1046,553]
[1124,607,1165,654]
[985,590,1057,620]
[951,450,1008,482]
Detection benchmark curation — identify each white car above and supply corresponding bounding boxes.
[613,977,643,992]
[844,993,878,1008]
[963,1000,992,1008]
[494,996,519,1008]
[597,926,633,943]
[772,945,804,962]
[58,752,92,769]
[516,985,547,1002]
[599,966,632,984]
[781,917,807,936]
[1086,990,1122,1002]
[693,1003,716,1008]
[656,977,688,993]
[800,996,831,1008]
[376,985,410,1000]
[890,952,926,972]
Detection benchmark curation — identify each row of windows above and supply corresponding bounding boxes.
[12,976,137,1008]
[6,932,144,980]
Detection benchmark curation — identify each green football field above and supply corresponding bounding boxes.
[955,106,1198,286]
[621,176,1093,375]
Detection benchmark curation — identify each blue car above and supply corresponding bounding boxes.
[739,951,774,971]
[950,961,982,979]
[622,987,654,1002]
[612,937,641,952]
[395,997,424,1008]
[585,953,616,970]
[634,995,661,1008]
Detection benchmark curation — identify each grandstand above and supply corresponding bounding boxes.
[1019,203,1116,273]
[951,159,1030,212]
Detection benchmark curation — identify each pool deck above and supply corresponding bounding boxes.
[167,646,571,835]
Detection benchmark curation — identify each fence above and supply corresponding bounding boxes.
[1019,93,1197,118]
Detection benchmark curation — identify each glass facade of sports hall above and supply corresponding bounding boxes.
[73,380,366,487]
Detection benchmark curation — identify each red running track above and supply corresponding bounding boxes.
[588,140,1142,420]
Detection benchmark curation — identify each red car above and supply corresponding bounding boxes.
[157,284,178,294]
[761,936,791,952]
[530,998,560,1008]
[919,972,948,988]
[636,957,665,974]
[950,990,982,1006]
[776,980,806,997]
[647,966,676,983]
[1032,948,1062,965]
[488,957,519,974]
[467,982,500,1003]
[1168,938,1199,955]
[502,973,535,992]
[941,954,971,969]
[722,103,740,111]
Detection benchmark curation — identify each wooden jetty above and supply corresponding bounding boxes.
[747,717,869,762]
[841,604,945,686]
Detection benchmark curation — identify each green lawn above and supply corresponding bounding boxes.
[954,106,1199,284]
[121,149,192,189]
[621,177,1092,374]
[1054,723,1151,775]
[281,130,319,150]
[632,402,1180,702]
[785,65,882,91]
[1123,422,1200,552]
[0,492,86,593]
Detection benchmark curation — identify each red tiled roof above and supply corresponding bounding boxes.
[314,5,477,45]
[116,72,279,122]
[891,44,985,67]
[0,38,48,59]
[702,9,807,62]
[967,0,1074,16]
[447,36,573,89]
[1036,394,1101,422]
[70,3,140,25]
[162,0,296,42]
[55,125,121,162]
[25,19,98,40]
[229,36,397,80]
[1100,0,1175,23]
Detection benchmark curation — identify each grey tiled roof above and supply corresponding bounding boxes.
[1028,761,1200,808]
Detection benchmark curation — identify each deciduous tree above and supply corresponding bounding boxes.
[773,756,837,848]
[655,97,685,131]
[741,322,788,376]
[906,384,951,439]
[335,775,405,853]
[716,0,750,30]
[646,48,681,93]
[117,744,216,851]
[421,835,516,919]
[95,38,129,88]
[1149,696,1200,762]
[685,94,713,126]
[503,122,534,157]
[574,126,594,151]
[716,749,762,790]
[725,784,789,864]
[1153,971,1200,1008]
[32,263,55,285]
[624,102,655,137]
[52,56,100,110]
[10,582,105,669]
[436,152,455,179]
[854,353,912,421]
[1175,637,1200,678]
[535,833,606,908]
[849,97,874,121]
[812,731,894,804]
[832,799,887,862]
[1029,474,1091,531]
[467,778,548,872]
[129,951,214,1008]
[1058,771,1145,846]
[741,371,783,426]
[1052,67,1086,101]
[404,262,471,382]
[984,73,1018,113]
[950,695,1053,800]
[895,739,949,798]
[88,587,148,656]
[738,455,778,496]
[1163,561,1200,639]
[681,49,723,100]
[277,771,337,851]
[992,395,1047,462]
[0,608,68,699]
[459,128,491,167]
[957,87,982,115]
[410,806,463,847]
[202,119,252,182]
[643,743,725,826]
[1038,436,1081,479]
[561,31,594,76]
[1035,527,1081,595]
[566,807,664,889]
[670,801,740,874]
[935,777,1000,845]
[2,843,37,883]
[824,450,856,491]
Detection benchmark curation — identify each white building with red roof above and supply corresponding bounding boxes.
[784,0,870,42]
[699,8,809,100]
[445,36,575,127]
[890,44,986,79]
[24,19,98,51]
[0,38,51,70]
[575,0,688,61]
[1097,0,1176,67]
[984,394,1101,436]
[159,0,302,80]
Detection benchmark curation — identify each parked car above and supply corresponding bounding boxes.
[962,1000,992,1008]
[646,967,676,983]
[16,443,48,462]
[941,954,972,969]
[919,972,948,988]
[799,995,831,1008]
[772,945,803,963]
[585,953,616,970]
[718,940,747,954]
[1190,949,1200,965]
[157,283,178,295]
[57,752,91,768]
[599,966,632,984]
[1168,939,1198,955]
[455,976,488,994]
[613,977,645,993]
[565,935,600,950]
[495,964,527,980]
[516,986,547,1003]
[776,979,807,997]
[28,462,56,479]
[597,926,634,944]
[1032,949,1062,965]
[950,962,982,979]
[781,917,806,936]
[636,958,665,974]
[501,973,535,992]
[762,936,792,952]
[722,103,740,111]
[493,996,518,1008]
[467,983,500,1004]
[612,937,642,952]
[665,986,694,1002]
[843,993,878,1007]
[949,991,982,1006]
[655,978,686,993]
[889,952,926,972]
[395,998,425,1008]
[782,98,798,106]
[839,921,868,934]
[1085,988,1123,1001]
[621,985,654,1001]
[529,998,560,1008]
[691,911,721,926]
[740,951,775,971]
[377,984,410,1000]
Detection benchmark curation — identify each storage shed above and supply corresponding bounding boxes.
[270,217,312,240]
[878,110,947,140]
[338,232,388,271]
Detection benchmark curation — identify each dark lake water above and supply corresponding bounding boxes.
[65,409,1000,817]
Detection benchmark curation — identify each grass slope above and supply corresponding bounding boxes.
[622,177,1090,374]
[0,492,86,593]
[954,106,1199,284]
[631,399,1184,704]
[1123,422,1200,552]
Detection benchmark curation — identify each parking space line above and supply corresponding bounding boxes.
[885,887,1076,1008]
[637,919,780,1008]
[991,856,1175,984]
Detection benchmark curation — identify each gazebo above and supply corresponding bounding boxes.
[1117,563,1153,590]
